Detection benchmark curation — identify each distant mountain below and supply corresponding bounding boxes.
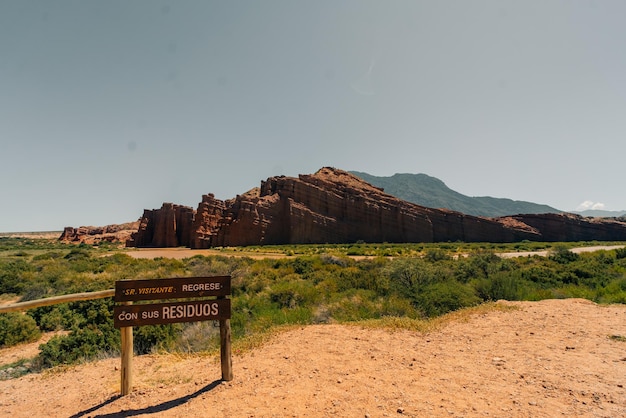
[350,171,561,217]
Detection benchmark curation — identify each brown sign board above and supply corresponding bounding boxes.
[114,276,231,302]
[114,298,231,328]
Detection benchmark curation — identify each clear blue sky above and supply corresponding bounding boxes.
[2,1,625,232]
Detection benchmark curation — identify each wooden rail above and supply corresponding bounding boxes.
[0,289,115,313]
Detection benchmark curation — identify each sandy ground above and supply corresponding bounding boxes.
[121,245,626,261]
[497,245,626,259]
[1,298,625,417]
[122,248,292,260]
[0,232,62,239]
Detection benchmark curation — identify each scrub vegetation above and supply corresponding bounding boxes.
[1,237,625,374]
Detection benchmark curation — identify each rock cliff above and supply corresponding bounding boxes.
[126,167,626,248]
[127,203,195,248]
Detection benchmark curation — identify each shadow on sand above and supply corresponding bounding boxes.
[69,379,224,418]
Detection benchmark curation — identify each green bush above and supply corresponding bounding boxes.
[268,278,318,309]
[36,323,120,368]
[32,251,64,261]
[474,271,524,301]
[325,289,381,321]
[173,322,220,352]
[28,304,82,331]
[549,246,579,264]
[0,313,41,347]
[0,259,33,294]
[414,281,480,317]
[384,258,436,297]
[134,324,183,354]
[424,248,451,262]
[34,299,124,368]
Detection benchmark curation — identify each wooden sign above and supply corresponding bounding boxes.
[114,275,233,394]
[114,276,231,302]
[114,298,230,328]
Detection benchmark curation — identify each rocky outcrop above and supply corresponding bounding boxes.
[59,221,140,245]
[126,167,626,248]
[125,203,194,248]
[190,194,228,249]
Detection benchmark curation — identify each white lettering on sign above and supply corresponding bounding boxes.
[141,310,159,320]
[137,286,174,295]
[162,302,219,319]
[181,282,222,292]
[118,311,138,322]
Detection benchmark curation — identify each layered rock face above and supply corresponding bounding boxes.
[126,203,194,248]
[126,167,626,248]
[504,213,626,242]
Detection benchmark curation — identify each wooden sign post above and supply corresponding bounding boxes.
[113,276,232,395]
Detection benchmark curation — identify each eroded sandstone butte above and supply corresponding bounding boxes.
[125,167,626,248]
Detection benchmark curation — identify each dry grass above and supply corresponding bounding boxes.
[352,301,519,333]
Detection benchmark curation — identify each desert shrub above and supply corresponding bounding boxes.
[20,282,53,302]
[35,299,122,368]
[266,306,313,325]
[319,253,350,267]
[134,324,183,354]
[335,264,389,295]
[186,255,249,277]
[28,304,82,331]
[174,322,221,352]
[554,284,596,300]
[549,246,579,264]
[313,270,340,295]
[0,259,33,294]
[290,257,316,276]
[268,278,318,309]
[463,251,503,278]
[525,288,558,301]
[0,313,41,347]
[384,258,436,297]
[521,265,559,287]
[594,278,626,304]
[32,251,64,261]
[473,271,524,301]
[325,289,382,322]
[424,248,451,262]
[379,295,422,318]
[36,323,119,368]
[336,266,371,292]
[599,291,626,304]
[454,258,482,283]
[414,281,480,317]
[64,247,92,260]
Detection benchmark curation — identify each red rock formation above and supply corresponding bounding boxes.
[127,167,626,248]
[127,168,526,247]
[59,221,140,245]
[125,203,194,248]
[191,194,228,249]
